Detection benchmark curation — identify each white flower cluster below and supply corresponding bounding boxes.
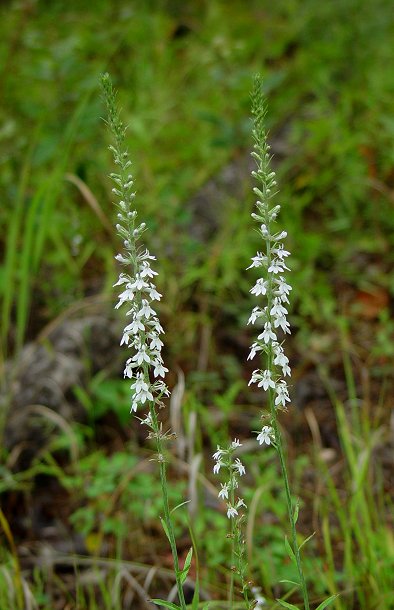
[213,439,247,519]
[102,75,170,415]
[114,242,170,413]
[247,90,293,446]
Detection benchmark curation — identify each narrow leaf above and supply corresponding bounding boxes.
[284,536,296,564]
[293,500,299,524]
[279,580,300,587]
[160,517,171,544]
[170,500,191,515]
[299,531,315,550]
[150,600,181,610]
[315,594,339,610]
[277,600,300,609]
[191,577,200,610]
[179,547,193,584]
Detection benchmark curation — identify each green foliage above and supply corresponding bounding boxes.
[0,0,393,608]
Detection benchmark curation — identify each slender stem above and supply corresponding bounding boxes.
[229,484,236,609]
[265,215,310,610]
[271,412,310,610]
[150,404,187,609]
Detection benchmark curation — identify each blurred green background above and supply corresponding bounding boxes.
[0,1,393,609]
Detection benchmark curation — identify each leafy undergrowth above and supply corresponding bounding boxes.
[0,0,393,608]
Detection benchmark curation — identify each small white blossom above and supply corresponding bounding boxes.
[250,278,268,296]
[257,426,274,446]
[248,306,264,325]
[213,461,223,475]
[212,446,226,461]
[218,483,229,500]
[275,380,290,408]
[251,587,266,608]
[147,285,162,301]
[227,505,238,519]
[247,252,267,269]
[153,360,168,378]
[258,322,276,344]
[236,498,247,509]
[234,458,245,476]
[138,300,156,319]
[248,342,263,360]
[272,244,290,259]
[139,262,158,278]
[268,258,289,274]
[260,370,276,390]
[231,438,242,449]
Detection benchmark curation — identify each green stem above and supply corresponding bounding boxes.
[150,404,187,609]
[265,214,309,610]
[273,416,310,610]
[229,484,236,609]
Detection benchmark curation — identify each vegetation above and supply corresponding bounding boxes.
[0,1,393,609]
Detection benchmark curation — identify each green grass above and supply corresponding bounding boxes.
[0,0,393,608]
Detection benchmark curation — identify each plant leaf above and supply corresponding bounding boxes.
[279,580,300,587]
[160,517,171,544]
[150,600,181,609]
[315,594,339,610]
[179,547,193,584]
[277,599,300,609]
[293,500,300,524]
[284,535,296,564]
[299,531,315,550]
[171,500,191,515]
[191,580,199,610]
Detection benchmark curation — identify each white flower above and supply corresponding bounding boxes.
[234,458,245,476]
[273,346,291,377]
[131,275,149,291]
[139,262,158,278]
[272,244,290,260]
[115,285,134,308]
[275,276,292,299]
[270,298,288,318]
[259,370,276,391]
[147,285,162,301]
[268,258,289,274]
[248,342,263,360]
[226,504,238,519]
[218,483,229,500]
[273,314,291,334]
[258,322,276,344]
[138,300,156,319]
[213,461,223,475]
[250,278,268,296]
[113,273,130,286]
[140,412,153,427]
[236,497,247,509]
[124,358,134,378]
[212,446,226,461]
[124,318,145,334]
[251,587,266,608]
[275,380,290,407]
[257,426,274,445]
[153,360,168,378]
[149,334,164,350]
[138,249,156,262]
[231,438,242,449]
[247,252,267,269]
[150,319,164,333]
[248,306,264,325]
[132,345,151,366]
